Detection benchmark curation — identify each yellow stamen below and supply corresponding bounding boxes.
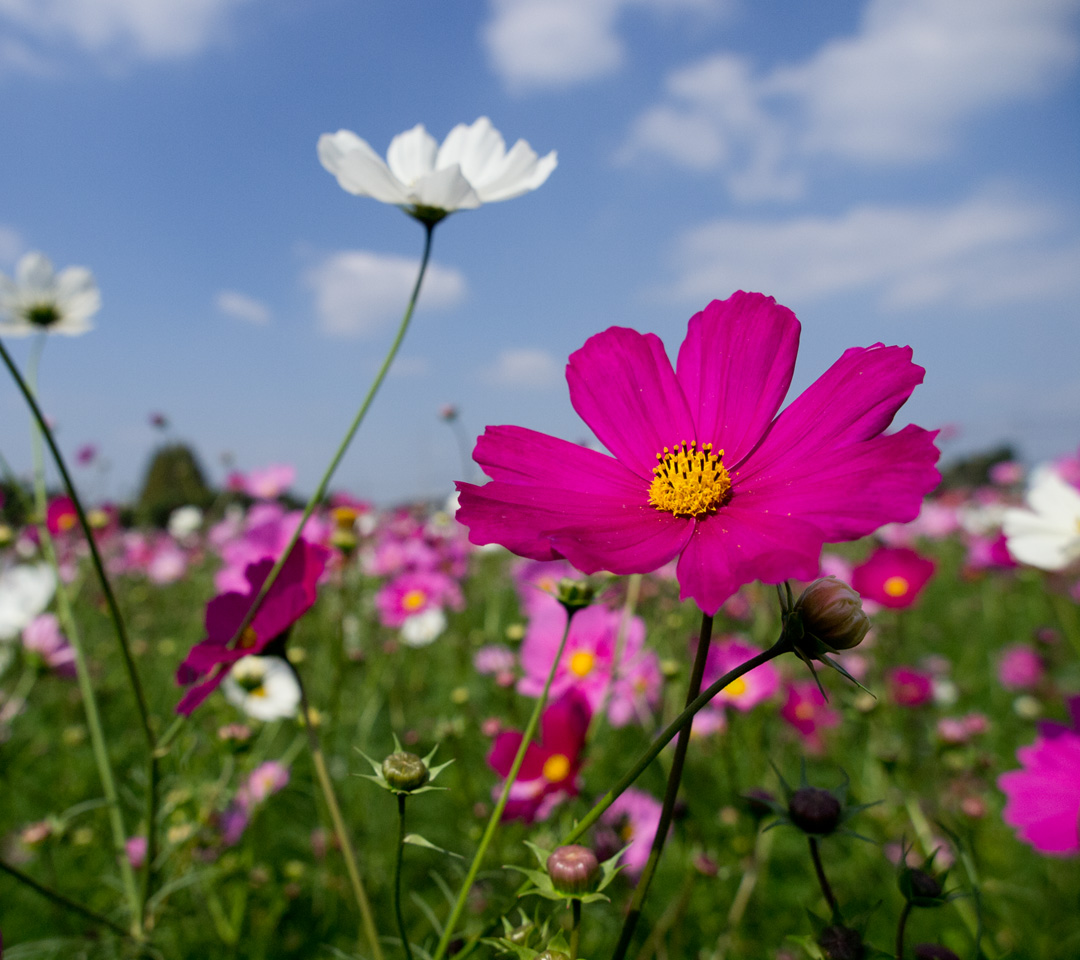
[568,650,595,678]
[648,441,731,518]
[794,702,815,721]
[542,753,571,783]
[723,677,747,698]
[402,589,427,611]
[883,576,909,597]
[238,626,259,649]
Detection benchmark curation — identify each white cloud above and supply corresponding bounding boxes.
[0,224,24,264]
[0,0,248,67]
[305,250,466,339]
[484,347,562,387]
[215,290,270,325]
[483,0,724,91]
[662,190,1080,309]
[621,0,1080,196]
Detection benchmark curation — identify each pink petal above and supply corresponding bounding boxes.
[741,344,928,476]
[676,292,800,467]
[567,327,696,479]
[739,424,941,542]
[488,732,546,781]
[675,506,823,614]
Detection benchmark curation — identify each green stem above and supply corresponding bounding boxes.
[395,793,414,960]
[445,634,794,960]
[0,856,132,939]
[895,901,912,960]
[295,665,383,960]
[21,339,143,937]
[609,610,716,960]
[217,222,436,658]
[432,608,578,959]
[570,898,582,960]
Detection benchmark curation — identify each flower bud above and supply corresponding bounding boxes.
[898,865,947,907]
[546,844,600,895]
[817,924,865,960]
[914,946,961,960]
[556,578,596,614]
[381,751,429,792]
[788,786,842,836]
[795,577,871,651]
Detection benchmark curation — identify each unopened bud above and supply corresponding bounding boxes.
[556,578,596,614]
[899,866,946,906]
[788,787,842,836]
[546,844,600,895]
[914,946,961,960]
[817,924,865,960]
[795,577,871,651]
[381,752,429,792]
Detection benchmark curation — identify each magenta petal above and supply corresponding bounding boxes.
[550,503,692,576]
[743,344,927,475]
[488,732,545,781]
[741,424,941,542]
[540,691,591,755]
[176,668,227,716]
[676,292,800,466]
[567,327,696,479]
[676,507,823,614]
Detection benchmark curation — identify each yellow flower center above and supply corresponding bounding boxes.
[794,702,815,721]
[57,513,77,532]
[568,651,595,678]
[723,677,748,698]
[238,626,259,649]
[542,753,571,783]
[402,589,427,611]
[648,441,731,518]
[883,576,909,597]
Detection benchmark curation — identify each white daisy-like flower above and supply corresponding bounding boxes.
[0,252,101,337]
[1002,465,1080,571]
[222,656,301,721]
[401,608,447,648]
[167,505,204,541]
[318,117,556,223]
[0,563,57,641]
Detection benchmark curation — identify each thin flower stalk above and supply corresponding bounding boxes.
[394,793,414,960]
[432,609,578,959]
[21,338,143,936]
[294,667,383,960]
[610,610,716,960]
[809,837,838,917]
[218,221,436,662]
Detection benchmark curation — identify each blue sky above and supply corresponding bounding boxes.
[0,0,1078,505]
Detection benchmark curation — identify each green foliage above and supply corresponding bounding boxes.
[134,443,213,527]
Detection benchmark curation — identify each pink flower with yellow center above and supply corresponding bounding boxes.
[46,496,78,536]
[887,666,934,707]
[851,546,935,609]
[780,679,841,753]
[456,292,939,615]
[703,637,780,712]
[374,570,463,628]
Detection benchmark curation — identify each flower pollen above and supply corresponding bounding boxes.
[883,576,910,597]
[648,441,731,518]
[724,677,747,698]
[542,753,571,783]
[569,650,595,678]
[402,589,427,611]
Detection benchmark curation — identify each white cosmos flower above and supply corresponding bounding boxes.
[0,252,101,337]
[222,656,301,721]
[0,564,57,641]
[318,117,556,222]
[167,505,204,541]
[1002,465,1080,571]
[401,608,447,648]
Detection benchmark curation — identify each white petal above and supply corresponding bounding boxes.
[55,266,101,325]
[436,117,506,186]
[16,252,54,292]
[411,164,481,211]
[1027,466,1080,519]
[318,131,409,204]
[474,142,558,202]
[386,124,438,186]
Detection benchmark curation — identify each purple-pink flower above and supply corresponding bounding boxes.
[852,546,935,609]
[998,697,1080,856]
[176,540,329,715]
[22,613,76,677]
[457,292,939,614]
[888,666,935,707]
[780,679,841,753]
[998,644,1044,691]
[600,788,664,875]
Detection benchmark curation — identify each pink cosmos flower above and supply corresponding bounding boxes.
[241,464,296,500]
[512,558,584,617]
[125,835,147,869]
[175,539,329,715]
[213,502,329,594]
[852,547,935,609]
[374,570,463,627]
[600,788,664,875]
[22,613,76,677]
[517,599,658,727]
[998,644,1044,690]
[487,690,590,822]
[964,533,1018,571]
[45,496,78,536]
[456,292,939,615]
[888,666,934,707]
[780,679,841,753]
[702,637,780,712]
[75,444,97,466]
[998,697,1080,856]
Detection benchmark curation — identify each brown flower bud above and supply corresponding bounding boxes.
[795,577,871,651]
[788,786,842,835]
[546,844,600,895]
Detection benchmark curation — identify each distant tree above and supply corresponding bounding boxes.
[135,443,214,527]
[937,444,1017,490]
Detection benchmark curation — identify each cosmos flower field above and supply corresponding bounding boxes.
[1,118,1078,959]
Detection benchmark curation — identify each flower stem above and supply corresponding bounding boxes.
[395,793,414,960]
[21,338,143,938]
[808,837,838,918]
[294,665,383,960]
[218,222,436,656]
[432,609,578,959]
[609,610,716,960]
[0,856,133,939]
[570,898,582,960]
[895,900,913,960]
